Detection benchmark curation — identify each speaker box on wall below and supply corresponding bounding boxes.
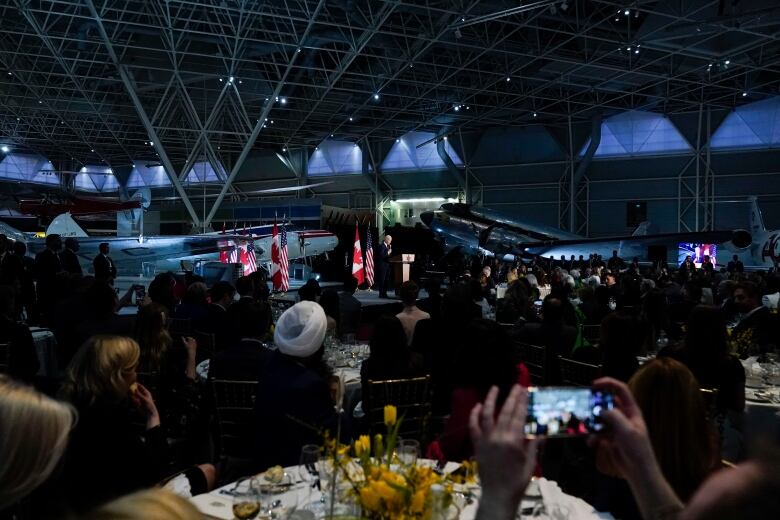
[627,201,647,227]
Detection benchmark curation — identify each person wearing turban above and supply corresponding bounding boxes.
[252,301,339,470]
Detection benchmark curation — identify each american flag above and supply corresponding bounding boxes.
[246,239,258,274]
[228,242,239,263]
[279,223,290,292]
[365,227,375,287]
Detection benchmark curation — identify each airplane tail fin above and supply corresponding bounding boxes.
[46,213,88,238]
[748,196,765,234]
[632,221,652,236]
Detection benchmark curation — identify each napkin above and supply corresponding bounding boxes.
[537,478,614,520]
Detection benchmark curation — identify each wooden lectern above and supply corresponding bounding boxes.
[390,254,415,294]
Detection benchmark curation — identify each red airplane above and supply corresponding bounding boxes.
[18,193,141,219]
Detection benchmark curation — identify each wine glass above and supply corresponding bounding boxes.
[232,481,260,520]
[298,444,322,512]
[398,439,420,466]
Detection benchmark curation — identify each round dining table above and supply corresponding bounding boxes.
[190,461,614,520]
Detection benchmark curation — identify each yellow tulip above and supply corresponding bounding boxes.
[384,405,397,426]
[354,435,371,456]
[359,486,382,511]
[411,489,427,514]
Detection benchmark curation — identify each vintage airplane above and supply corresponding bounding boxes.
[18,192,142,219]
[420,198,776,268]
[5,213,338,276]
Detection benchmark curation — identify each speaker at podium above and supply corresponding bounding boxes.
[389,254,415,294]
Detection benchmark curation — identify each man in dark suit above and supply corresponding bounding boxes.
[338,276,362,336]
[514,295,577,384]
[210,300,273,381]
[35,234,64,325]
[61,237,83,276]
[733,281,779,352]
[203,281,236,350]
[727,254,745,274]
[92,242,117,284]
[376,234,393,298]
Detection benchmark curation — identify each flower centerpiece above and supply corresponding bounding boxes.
[323,405,458,519]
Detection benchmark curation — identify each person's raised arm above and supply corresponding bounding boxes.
[591,377,684,520]
[472,385,540,520]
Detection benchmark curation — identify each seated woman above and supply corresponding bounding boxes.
[659,305,745,413]
[594,358,718,518]
[0,375,73,517]
[361,316,424,413]
[433,319,530,462]
[58,335,214,512]
[253,301,338,470]
[135,303,201,439]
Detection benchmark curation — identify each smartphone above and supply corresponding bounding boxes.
[134,286,146,305]
[524,386,613,438]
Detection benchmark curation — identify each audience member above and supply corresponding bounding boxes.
[0,286,39,383]
[92,242,117,285]
[660,305,745,412]
[514,295,576,384]
[297,278,322,302]
[0,375,73,515]
[174,282,209,322]
[318,289,340,337]
[59,335,214,512]
[148,272,178,314]
[396,281,430,345]
[34,233,64,324]
[338,276,362,336]
[61,237,83,276]
[253,301,337,470]
[732,281,779,353]
[416,279,442,322]
[84,489,201,520]
[209,301,273,381]
[203,281,236,349]
[435,319,529,462]
[727,254,744,274]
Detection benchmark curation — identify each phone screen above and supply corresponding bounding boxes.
[524,387,613,438]
[135,286,146,305]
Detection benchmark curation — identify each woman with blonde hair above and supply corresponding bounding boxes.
[59,335,214,512]
[85,489,201,520]
[0,375,74,513]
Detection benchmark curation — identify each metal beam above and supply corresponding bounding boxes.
[203,0,327,228]
[85,0,201,226]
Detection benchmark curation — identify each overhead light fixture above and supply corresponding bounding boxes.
[373,93,380,100]
[6,72,11,76]
[742,91,748,97]
[219,78,223,82]
[315,147,319,151]
[392,197,458,204]
[1,145,9,153]
[624,9,630,16]
[396,138,400,143]
[533,112,538,117]
[296,48,301,53]
[229,76,234,83]
[282,147,287,152]
[91,149,95,152]
[280,97,287,104]
[149,141,154,146]
[108,168,113,174]
[349,116,353,121]
[239,80,242,84]
[506,76,511,82]
[453,105,460,112]
[443,136,448,140]
[725,59,731,65]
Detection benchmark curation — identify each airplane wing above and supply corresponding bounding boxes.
[514,229,752,251]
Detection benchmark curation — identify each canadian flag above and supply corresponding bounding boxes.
[352,223,365,285]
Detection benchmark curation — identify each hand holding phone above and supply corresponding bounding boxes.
[523,386,614,438]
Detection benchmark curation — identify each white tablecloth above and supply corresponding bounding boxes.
[30,327,58,378]
[191,463,613,520]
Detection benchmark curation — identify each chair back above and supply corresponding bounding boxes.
[516,342,546,384]
[558,356,602,387]
[365,376,431,443]
[192,330,216,361]
[211,379,258,459]
[582,324,601,345]
[0,342,9,373]
[168,318,192,335]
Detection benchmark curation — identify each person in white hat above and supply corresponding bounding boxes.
[252,301,339,470]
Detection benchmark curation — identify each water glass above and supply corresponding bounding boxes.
[398,439,420,466]
[232,484,261,520]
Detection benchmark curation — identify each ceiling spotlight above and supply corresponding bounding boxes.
[461,17,465,22]
[626,46,631,51]
[38,100,42,104]
[282,147,287,152]
[466,105,470,110]
[91,149,95,152]
[443,136,448,141]
[1,145,9,153]
[373,93,380,100]
[271,120,274,124]
[453,105,460,112]
[624,9,630,16]
[229,76,234,83]
[615,17,619,21]
[742,91,748,97]
[330,134,334,137]
[561,1,569,10]
[239,80,242,84]
[396,138,400,143]
[149,141,154,146]
[634,48,639,54]
[533,112,538,118]
[506,76,511,82]
[349,117,353,121]
[296,48,301,53]
[315,147,319,151]
[280,97,287,104]
[219,78,223,82]
[724,59,731,65]
[6,72,11,76]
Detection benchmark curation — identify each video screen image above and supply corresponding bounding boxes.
[524,388,613,437]
[678,243,717,268]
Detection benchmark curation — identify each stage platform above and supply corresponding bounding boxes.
[269,281,428,307]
